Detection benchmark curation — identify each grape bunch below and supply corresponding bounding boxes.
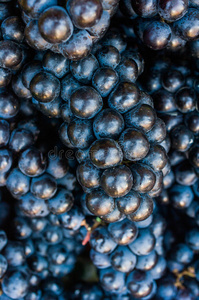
[154,206,199,300]
[0,84,80,220]
[0,0,199,299]
[119,0,199,51]
[57,32,169,223]
[89,214,167,298]
[140,57,199,211]
[10,29,169,223]
[18,0,120,61]
[0,209,87,299]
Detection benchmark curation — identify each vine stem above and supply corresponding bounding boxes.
[81,218,102,246]
[173,266,196,289]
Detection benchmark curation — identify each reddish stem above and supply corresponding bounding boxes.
[82,231,91,246]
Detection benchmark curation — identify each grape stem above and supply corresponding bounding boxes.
[173,266,195,289]
[81,218,102,246]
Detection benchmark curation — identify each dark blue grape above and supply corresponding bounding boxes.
[0,149,12,174]
[0,92,19,119]
[116,190,141,215]
[174,161,198,186]
[18,0,57,19]
[70,86,103,119]
[19,193,49,217]
[2,270,29,299]
[171,243,194,264]
[129,228,155,256]
[100,165,133,198]
[38,6,73,44]
[99,267,125,293]
[125,104,157,132]
[19,148,46,177]
[9,128,34,153]
[153,89,176,113]
[93,108,124,140]
[128,194,154,222]
[42,51,70,78]
[3,241,26,267]
[127,270,154,298]
[1,16,25,43]
[12,217,32,240]
[107,218,138,245]
[0,68,12,88]
[92,67,119,97]
[186,228,199,251]
[132,0,157,17]
[158,0,188,22]
[148,255,167,279]
[89,138,123,169]
[169,184,194,209]
[119,128,150,161]
[43,225,63,244]
[77,160,101,189]
[47,188,74,214]
[67,118,95,149]
[100,205,124,223]
[47,156,68,179]
[173,8,199,41]
[67,0,103,29]
[156,277,177,300]
[131,163,156,193]
[59,207,84,230]
[90,249,111,269]
[31,174,57,200]
[143,21,172,50]
[110,246,137,272]
[175,87,196,113]
[90,227,117,254]
[136,250,158,271]
[70,53,99,84]
[108,82,140,113]
[96,45,121,69]
[0,40,23,70]
[30,71,60,103]
[59,30,93,61]
[86,188,115,216]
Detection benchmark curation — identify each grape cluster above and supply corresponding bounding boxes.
[0,82,87,298]
[154,205,199,300]
[11,30,169,223]
[18,0,119,61]
[140,58,199,211]
[89,214,167,298]
[0,104,76,219]
[0,209,87,299]
[58,33,169,223]
[0,0,199,299]
[119,0,199,51]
